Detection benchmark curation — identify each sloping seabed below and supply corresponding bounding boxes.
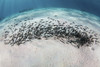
[0,8,100,67]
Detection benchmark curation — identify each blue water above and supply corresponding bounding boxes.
[0,0,100,20]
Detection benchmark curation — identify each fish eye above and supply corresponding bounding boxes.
[0,8,100,67]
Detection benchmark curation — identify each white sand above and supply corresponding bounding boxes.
[0,39,100,67]
[0,8,100,67]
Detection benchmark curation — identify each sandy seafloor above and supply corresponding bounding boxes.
[0,8,100,67]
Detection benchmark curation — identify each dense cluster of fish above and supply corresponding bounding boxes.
[3,16,100,48]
